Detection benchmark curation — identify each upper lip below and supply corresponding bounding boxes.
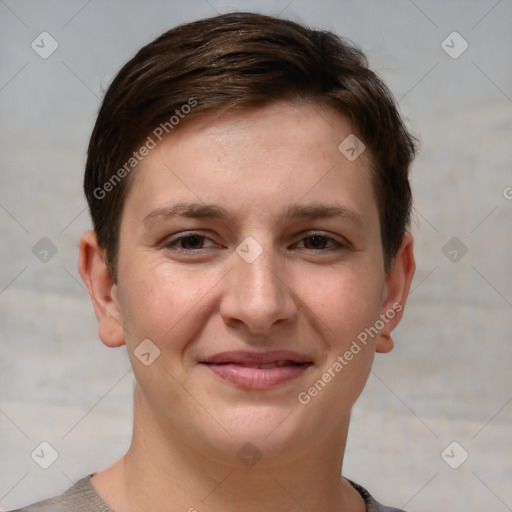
[201,350,312,365]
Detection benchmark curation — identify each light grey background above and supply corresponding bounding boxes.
[1,1,511,511]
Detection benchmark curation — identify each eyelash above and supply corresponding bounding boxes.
[163,232,348,254]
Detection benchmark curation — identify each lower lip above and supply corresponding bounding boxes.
[204,363,311,389]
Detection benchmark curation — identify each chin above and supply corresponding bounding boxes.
[200,403,311,464]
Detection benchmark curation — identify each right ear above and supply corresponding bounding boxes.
[78,230,125,348]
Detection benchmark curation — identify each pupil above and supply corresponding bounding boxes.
[184,235,201,248]
[308,236,324,248]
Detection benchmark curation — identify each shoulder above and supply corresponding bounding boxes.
[7,475,113,512]
[10,475,405,512]
[348,479,408,512]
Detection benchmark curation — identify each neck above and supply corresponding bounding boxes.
[91,388,365,512]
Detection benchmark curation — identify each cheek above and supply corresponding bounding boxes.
[306,265,383,341]
[117,265,214,405]
[296,273,381,424]
[117,259,221,353]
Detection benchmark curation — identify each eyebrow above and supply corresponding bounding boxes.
[282,204,364,226]
[143,203,230,229]
[142,202,364,229]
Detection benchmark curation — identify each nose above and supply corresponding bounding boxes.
[219,241,298,336]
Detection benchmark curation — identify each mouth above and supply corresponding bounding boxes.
[215,360,303,369]
[200,350,313,389]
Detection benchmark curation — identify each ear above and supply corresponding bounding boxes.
[375,232,415,354]
[78,230,125,348]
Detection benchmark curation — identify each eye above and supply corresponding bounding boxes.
[294,233,347,252]
[164,233,218,252]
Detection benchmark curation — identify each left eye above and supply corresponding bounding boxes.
[295,235,341,251]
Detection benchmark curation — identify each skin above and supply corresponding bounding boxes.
[79,101,415,512]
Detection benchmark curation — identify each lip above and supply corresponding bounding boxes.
[200,350,313,390]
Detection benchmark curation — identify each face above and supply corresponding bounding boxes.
[82,101,414,466]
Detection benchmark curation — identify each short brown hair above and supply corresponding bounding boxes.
[84,12,416,278]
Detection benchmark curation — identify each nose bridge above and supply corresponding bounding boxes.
[221,237,296,332]
[243,245,281,296]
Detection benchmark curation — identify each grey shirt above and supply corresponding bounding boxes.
[9,475,406,511]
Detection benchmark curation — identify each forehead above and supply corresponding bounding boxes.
[123,101,379,232]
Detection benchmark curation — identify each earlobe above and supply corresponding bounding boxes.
[78,231,126,348]
[376,232,415,354]
[375,333,394,354]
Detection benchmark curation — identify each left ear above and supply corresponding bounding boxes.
[375,232,416,353]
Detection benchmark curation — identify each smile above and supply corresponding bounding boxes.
[200,351,313,389]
